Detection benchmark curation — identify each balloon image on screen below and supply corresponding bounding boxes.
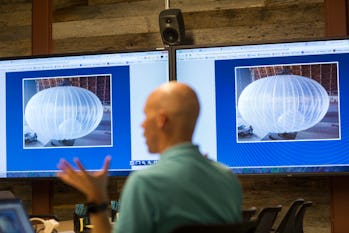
[236,63,340,142]
[23,75,112,148]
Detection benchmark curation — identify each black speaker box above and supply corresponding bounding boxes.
[159,9,185,46]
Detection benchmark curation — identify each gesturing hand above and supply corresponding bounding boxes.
[57,156,111,203]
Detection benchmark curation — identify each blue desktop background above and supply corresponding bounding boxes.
[215,53,349,174]
[6,66,131,177]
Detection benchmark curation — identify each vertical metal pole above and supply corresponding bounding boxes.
[168,46,176,81]
[165,0,170,9]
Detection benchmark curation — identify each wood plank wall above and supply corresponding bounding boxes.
[0,0,331,233]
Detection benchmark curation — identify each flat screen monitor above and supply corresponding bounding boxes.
[0,199,34,233]
[176,38,349,175]
[0,49,169,178]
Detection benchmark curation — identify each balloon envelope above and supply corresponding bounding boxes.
[238,75,329,138]
[25,86,104,144]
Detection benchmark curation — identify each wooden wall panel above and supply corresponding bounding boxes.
[88,0,143,5]
[52,0,324,53]
[324,0,348,37]
[0,6,31,26]
[53,0,87,10]
[53,32,162,53]
[324,1,349,232]
[53,15,159,39]
[31,0,53,215]
[0,2,31,57]
[54,0,266,22]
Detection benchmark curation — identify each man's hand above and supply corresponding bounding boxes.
[57,156,111,203]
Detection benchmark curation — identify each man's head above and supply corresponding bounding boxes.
[142,81,200,154]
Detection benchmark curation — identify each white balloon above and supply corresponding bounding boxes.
[25,86,103,144]
[238,75,329,138]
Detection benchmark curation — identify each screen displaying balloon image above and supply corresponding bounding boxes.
[176,38,349,174]
[23,75,112,148]
[235,63,340,142]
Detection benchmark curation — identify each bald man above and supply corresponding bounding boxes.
[57,81,242,233]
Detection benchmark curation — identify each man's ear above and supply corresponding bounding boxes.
[157,111,168,128]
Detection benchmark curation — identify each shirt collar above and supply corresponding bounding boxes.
[160,142,199,160]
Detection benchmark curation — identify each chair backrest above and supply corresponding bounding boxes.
[295,201,312,233]
[0,191,15,199]
[242,206,258,222]
[171,220,257,233]
[254,205,282,233]
[275,198,304,233]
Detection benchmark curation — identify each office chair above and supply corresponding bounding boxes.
[273,198,304,233]
[295,201,312,233]
[255,205,282,233]
[0,190,15,199]
[171,220,257,233]
[242,206,258,222]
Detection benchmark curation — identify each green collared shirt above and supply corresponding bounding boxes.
[114,143,242,233]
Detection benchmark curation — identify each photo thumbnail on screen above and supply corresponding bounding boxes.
[23,75,112,148]
[236,62,340,142]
